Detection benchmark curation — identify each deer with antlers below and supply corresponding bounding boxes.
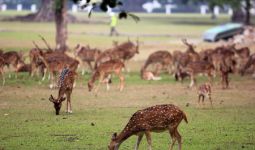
[108,104,188,150]
[88,59,125,93]
[49,68,77,115]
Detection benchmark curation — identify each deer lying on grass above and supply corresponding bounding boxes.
[141,69,162,81]
[74,44,101,74]
[108,104,188,150]
[49,68,77,115]
[88,59,125,93]
[197,83,212,107]
[16,60,32,75]
[141,50,173,76]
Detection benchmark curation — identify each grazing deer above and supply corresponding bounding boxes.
[197,83,212,107]
[88,59,125,93]
[141,50,173,75]
[108,104,188,150]
[74,44,101,74]
[49,68,77,115]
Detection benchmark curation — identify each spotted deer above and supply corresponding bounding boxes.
[49,68,77,115]
[197,83,212,107]
[88,59,125,93]
[108,104,188,150]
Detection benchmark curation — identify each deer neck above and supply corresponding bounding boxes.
[115,127,134,144]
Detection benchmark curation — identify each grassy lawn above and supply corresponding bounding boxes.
[0,11,255,150]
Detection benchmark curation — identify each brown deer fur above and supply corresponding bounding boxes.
[88,59,125,93]
[108,104,188,150]
[181,61,214,88]
[49,70,77,115]
[74,44,101,73]
[95,40,139,71]
[141,50,173,76]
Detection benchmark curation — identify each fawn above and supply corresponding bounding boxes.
[197,83,212,107]
[108,104,188,150]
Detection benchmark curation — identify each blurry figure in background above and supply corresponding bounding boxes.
[109,12,119,36]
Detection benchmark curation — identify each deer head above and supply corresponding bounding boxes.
[49,95,66,115]
[108,133,119,150]
[182,38,196,53]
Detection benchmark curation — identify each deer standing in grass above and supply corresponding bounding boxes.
[108,104,188,150]
[49,68,77,115]
[197,83,212,107]
[88,59,125,93]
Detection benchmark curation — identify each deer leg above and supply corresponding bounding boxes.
[202,95,205,106]
[174,129,182,150]
[0,70,5,86]
[198,94,201,107]
[209,94,213,108]
[87,61,93,72]
[95,73,104,94]
[169,128,177,150]
[49,72,55,89]
[42,69,47,81]
[145,132,152,150]
[189,74,195,88]
[67,92,72,113]
[134,134,144,150]
[118,73,125,92]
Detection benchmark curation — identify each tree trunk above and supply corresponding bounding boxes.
[34,0,54,21]
[244,0,251,25]
[231,8,245,23]
[55,0,68,51]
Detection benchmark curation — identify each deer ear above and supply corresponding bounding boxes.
[111,132,117,140]
[49,95,55,102]
[60,97,66,102]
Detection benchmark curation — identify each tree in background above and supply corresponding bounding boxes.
[193,0,253,25]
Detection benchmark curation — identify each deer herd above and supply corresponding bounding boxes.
[1,34,255,149]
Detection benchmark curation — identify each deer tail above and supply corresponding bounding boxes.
[182,111,188,124]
